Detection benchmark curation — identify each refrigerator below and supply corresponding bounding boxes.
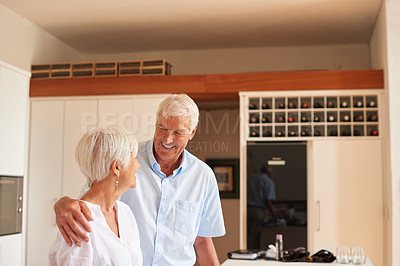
[247,141,307,250]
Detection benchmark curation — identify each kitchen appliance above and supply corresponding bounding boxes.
[247,142,307,250]
[0,175,23,236]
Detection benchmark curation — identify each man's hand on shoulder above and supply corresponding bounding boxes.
[54,197,93,247]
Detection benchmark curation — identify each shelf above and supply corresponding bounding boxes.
[245,93,381,139]
[30,70,384,102]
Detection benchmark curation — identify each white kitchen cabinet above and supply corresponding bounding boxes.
[98,97,134,131]
[27,100,64,265]
[62,100,98,198]
[0,234,23,266]
[27,94,168,265]
[0,64,29,176]
[309,139,383,266]
[132,95,167,142]
[239,91,384,266]
[0,62,30,266]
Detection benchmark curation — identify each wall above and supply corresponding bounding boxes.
[0,4,371,76]
[370,1,400,266]
[188,108,240,263]
[0,5,83,72]
[83,44,371,75]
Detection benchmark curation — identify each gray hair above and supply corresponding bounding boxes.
[75,127,138,187]
[156,94,199,132]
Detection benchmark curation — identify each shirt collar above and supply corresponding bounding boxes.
[147,139,187,179]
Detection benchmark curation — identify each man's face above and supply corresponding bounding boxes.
[153,115,196,164]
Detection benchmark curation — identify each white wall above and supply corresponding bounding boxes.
[83,44,371,75]
[189,108,240,264]
[0,5,83,72]
[0,3,371,75]
[370,1,400,266]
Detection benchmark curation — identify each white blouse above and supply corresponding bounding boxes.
[49,200,142,266]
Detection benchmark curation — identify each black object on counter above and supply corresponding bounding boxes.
[311,249,336,263]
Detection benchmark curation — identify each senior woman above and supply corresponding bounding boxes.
[49,127,142,265]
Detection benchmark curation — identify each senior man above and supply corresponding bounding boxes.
[54,94,225,265]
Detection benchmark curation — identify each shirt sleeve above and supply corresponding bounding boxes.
[197,170,226,237]
[265,178,276,201]
[49,232,93,266]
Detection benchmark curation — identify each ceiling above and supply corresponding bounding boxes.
[0,0,382,54]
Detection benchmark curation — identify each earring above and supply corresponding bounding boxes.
[115,176,119,191]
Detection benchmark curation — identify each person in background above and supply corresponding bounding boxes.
[54,94,225,266]
[49,127,142,265]
[247,164,276,249]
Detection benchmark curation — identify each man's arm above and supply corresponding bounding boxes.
[266,199,276,216]
[194,236,220,266]
[54,197,93,247]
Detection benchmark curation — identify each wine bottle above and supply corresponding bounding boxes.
[278,103,285,109]
[327,101,335,108]
[328,115,335,122]
[301,102,309,108]
[368,114,378,121]
[276,116,285,123]
[355,100,363,108]
[314,130,321,136]
[301,115,308,122]
[367,100,376,107]
[301,130,309,136]
[370,130,379,136]
[262,116,270,123]
[249,116,259,123]
[354,114,364,122]
[342,115,350,122]
[341,101,348,108]
[314,115,320,122]
[249,103,257,110]
[288,102,296,109]
[276,131,285,137]
[262,103,270,109]
[250,130,259,137]
[289,130,297,137]
[288,116,295,123]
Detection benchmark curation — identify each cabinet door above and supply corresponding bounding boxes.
[27,100,64,265]
[98,98,134,132]
[310,139,383,265]
[132,94,169,142]
[0,234,22,266]
[0,66,29,175]
[62,100,97,197]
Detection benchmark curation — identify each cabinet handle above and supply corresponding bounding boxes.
[315,200,320,232]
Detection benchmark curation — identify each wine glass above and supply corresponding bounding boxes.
[336,246,351,264]
[352,246,366,264]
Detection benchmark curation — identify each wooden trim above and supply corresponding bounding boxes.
[30,69,384,102]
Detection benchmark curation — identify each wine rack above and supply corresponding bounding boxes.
[241,91,382,140]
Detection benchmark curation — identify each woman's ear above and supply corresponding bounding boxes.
[111,160,120,176]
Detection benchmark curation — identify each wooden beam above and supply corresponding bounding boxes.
[30,70,384,102]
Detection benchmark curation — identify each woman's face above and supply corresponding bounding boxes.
[120,154,140,189]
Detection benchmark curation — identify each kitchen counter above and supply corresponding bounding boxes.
[222,257,373,266]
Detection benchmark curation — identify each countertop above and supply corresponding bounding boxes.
[221,257,373,266]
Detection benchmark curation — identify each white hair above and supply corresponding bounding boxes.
[75,127,138,187]
[156,94,199,132]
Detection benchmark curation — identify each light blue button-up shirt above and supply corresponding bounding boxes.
[120,140,226,266]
